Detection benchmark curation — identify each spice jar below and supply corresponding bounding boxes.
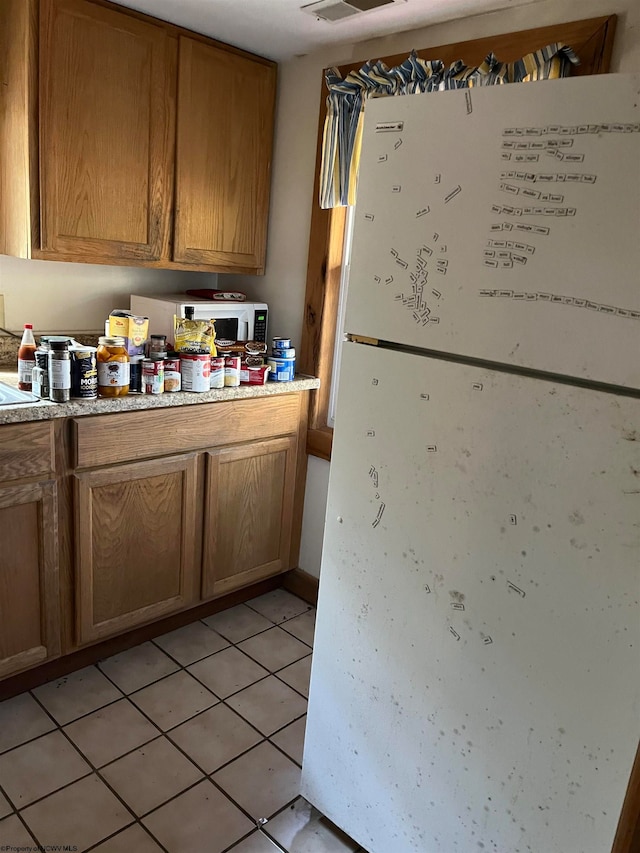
[48,339,71,403]
[148,335,167,356]
[97,336,130,397]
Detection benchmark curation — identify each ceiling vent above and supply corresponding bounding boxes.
[301,0,406,24]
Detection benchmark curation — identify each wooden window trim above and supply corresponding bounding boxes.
[298,15,617,463]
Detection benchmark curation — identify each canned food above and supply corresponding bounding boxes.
[164,357,181,392]
[210,356,225,389]
[142,358,164,395]
[271,347,295,359]
[181,352,210,392]
[267,355,296,382]
[272,337,291,351]
[70,347,98,399]
[224,356,241,387]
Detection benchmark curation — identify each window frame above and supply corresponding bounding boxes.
[297,14,617,463]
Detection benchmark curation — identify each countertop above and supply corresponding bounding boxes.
[0,369,320,425]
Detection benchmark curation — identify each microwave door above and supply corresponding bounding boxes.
[215,317,240,341]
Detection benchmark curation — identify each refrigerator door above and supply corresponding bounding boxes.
[303,341,640,853]
[344,73,640,389]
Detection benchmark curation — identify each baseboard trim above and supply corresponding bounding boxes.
[283,568,319,605]
[0,574,283,701]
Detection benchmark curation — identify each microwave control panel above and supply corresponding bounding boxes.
[253,310,268,342]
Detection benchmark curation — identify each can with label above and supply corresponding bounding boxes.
[224,356,241,387]
[267,355,296,382]
[142,358,164,394]
[272,337,292,351]
[181,352,210,392]
[70,346,98,399]
[164,356,181,392]
[271,347,295,359]
[210,356,225,389]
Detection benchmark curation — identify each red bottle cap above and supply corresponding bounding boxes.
[24,323,33,329]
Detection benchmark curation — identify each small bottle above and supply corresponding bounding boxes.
[17,324,37,391]
[129,354,144,393]
[48,340,71,403]
[184,306,195,321]
[148,334,167,356]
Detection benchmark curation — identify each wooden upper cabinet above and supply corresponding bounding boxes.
[174,37,276,272]
[39,0,176,260]
[1,0,276,271]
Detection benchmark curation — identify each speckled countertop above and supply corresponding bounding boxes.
[0,368,320,425]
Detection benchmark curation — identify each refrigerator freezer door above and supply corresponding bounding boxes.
[345,73,640,389]
[303,341,640,853]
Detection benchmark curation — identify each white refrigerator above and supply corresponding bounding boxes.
[302,74,640,853]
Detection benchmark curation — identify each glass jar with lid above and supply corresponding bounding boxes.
[97,336,130,397]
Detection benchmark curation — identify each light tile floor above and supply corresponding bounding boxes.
[0,589,366,853]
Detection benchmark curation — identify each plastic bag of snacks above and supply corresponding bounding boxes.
[173,316,217,356]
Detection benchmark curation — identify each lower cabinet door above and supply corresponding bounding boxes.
[75,454,198,644]
[0,481,61,678]
[202,436,297,598]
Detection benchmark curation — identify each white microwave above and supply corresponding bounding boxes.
[130,293,268,344]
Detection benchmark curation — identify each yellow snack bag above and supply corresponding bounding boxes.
[173,316,217,355]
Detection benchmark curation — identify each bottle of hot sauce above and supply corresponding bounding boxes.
[17,323,37,391]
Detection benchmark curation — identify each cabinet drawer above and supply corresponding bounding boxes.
[74,394,302,468]
[0,421,55,482]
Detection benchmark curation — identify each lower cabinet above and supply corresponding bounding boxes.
[0,392,308,671]
[202,436,297,599]
[0,480,61,678]
[75,454,199,644]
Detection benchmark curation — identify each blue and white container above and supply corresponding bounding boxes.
[272,337,292,351]
[268,354,296,381]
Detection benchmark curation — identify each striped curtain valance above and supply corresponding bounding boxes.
[320,43,579,209]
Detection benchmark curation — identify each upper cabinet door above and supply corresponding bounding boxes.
[39,0,176,260]
[174,38,276,272]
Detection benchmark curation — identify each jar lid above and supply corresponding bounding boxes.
[150,352,167,360]
[50,339,70,351]
[150,334,167,341]
[99,336,126,347]
[130,354,145,363]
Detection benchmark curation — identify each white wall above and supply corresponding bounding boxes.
[0,255,218,332]
[258,0,640,577]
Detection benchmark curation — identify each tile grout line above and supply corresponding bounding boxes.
[16,693,141,850]
[91,665,278,839]
[1,595,316,851]
[27,688,176,853]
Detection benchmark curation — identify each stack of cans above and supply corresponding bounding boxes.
[267,338,296,382]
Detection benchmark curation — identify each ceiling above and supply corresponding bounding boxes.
[114,0,538,61]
